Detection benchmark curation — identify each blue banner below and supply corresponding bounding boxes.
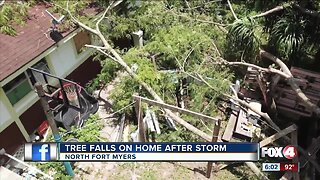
[59,142,258,153]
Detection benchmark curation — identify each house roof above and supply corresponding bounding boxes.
[0,4,75,82]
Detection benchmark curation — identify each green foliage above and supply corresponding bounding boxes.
[63,114,103,142]
[224,1,320,69]
[145,25,214,68]
[157,123,201,142]
[226,17,261,62]
[46,114,103,142]
[86,56,122,93]
[0,2,30,35]
[36,161,72,180]
[104,1,181,39]
[270,18,304,59]
[37,114,103,179]
[109,75,139,114]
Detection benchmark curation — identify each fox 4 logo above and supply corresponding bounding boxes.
[261,146,297,159]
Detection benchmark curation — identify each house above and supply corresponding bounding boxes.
[0,4,101,163]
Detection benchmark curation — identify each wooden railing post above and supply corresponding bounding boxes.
[206,119,221,178]
[134,94,147,142]
[291,129,300,180]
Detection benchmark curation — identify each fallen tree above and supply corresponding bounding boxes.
[63,1,213,142]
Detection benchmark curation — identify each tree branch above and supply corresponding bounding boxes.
[250,4,288,18]
[96,1,123,32]
[211,41,221,57]
[96,48,119,62]
[96,2,113,30]
[227,0,238,20]
[65,1,98,34]
[85,44,107,50]
[215,59,290,78]
[182,48,194,70]
[259,49,292,75]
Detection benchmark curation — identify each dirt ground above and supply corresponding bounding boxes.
[74,161,242,180]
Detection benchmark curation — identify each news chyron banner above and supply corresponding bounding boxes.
[24,142,259,162]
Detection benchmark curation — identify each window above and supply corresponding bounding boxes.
[3,73,32,105]
[28,58,50,85]
[3,59,51,105]
[31,59,50,72]
[73,30,91,54]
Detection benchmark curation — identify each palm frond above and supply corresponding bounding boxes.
[226,17,261,61]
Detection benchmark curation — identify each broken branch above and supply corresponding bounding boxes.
[250,4,288,18]
[215,58,289,78]
[227,0,238,20]
[96,1,123,32]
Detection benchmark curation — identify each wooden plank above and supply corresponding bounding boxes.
[206,120,221,178]
[133,95,219,122]
[260,124,297,147]
[281,88,319,102]
[123,117,130,142]
[234,109,252,139]
[291,130,299,180]
[276,86,320,102]
[222,111,238,142]
[134,95,147,142]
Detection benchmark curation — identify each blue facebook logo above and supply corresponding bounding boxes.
[32,144,50,161]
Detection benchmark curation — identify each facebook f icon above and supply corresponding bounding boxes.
[31,144,50,161]
[39,144,49,161]
[24,143,57,161]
